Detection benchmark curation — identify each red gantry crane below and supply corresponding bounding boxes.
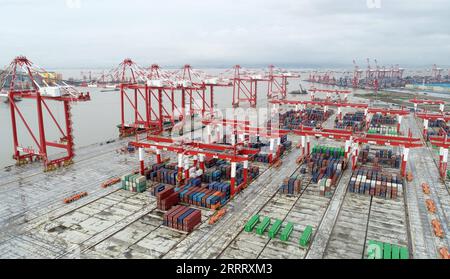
[106,58,158,137]
[367,108,410,133]
[415,112,450,139]
[202,117,290,163]
[130,135,259,197]
[429,134,450,179]
[308,88,352,102]
[0,56,91,171]
[410,98,446,113]
[173,65,231,118]
[292,125,422,177]
[231,65,268,108]
[352,59,363,88]
[147,64,182,127]
[267,65,300,101]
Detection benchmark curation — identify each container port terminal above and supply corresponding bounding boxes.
[0,55,449,261]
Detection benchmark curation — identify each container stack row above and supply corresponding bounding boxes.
[367,126,398,136]
[277,109,333,130]
[335,112,366,132]
[279,177,302,195]
[163,205,202,233]
[178,182,229,210]
[308,146,345,196]
[370,113,397,126]
[156,186,180,211]
[121,174,147,193]
[358,146,401,169]
[348,168,403,199]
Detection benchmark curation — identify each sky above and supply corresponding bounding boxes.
[0,0,449,69]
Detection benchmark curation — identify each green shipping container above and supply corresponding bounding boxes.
[268,220,283,239]
[400,247,409,259]
[299,226,313,247]
[383,243,392,259]
[367,240,383,259]
[244,215,260,232]
[391,245,400,260]
[256,217,271,235]
[280,222,294,242]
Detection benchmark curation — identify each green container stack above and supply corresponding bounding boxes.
[121,174,147,193]
[367,127,398,136]
[312,146,345,158]
[367,240,409,259]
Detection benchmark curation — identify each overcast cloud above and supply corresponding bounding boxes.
[0,0,449,68]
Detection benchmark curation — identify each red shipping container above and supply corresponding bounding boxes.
[164,205,183,226]
[157,186,175,201]
[183,210,201,232]
[172,207,190,230]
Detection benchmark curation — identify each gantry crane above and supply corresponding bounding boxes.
[367,108,410,133]
[410,98,446,113]
[267,65,300,100]
[130,135,259,197]
[202,118,290,163]
[231,65,267,108]
[429,135,450,179]
[292,125,422,177]
[415,112,450,139]
[352,59,363,88]
[308,88,352,102]
[114,59,159,137]
[0,56,91,171]
[270,99,368,121]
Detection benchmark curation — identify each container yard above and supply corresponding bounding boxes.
[0,1,449,265]
[0,56,449,262]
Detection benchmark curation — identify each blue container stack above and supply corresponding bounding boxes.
[308,152,344,184]
[152,184,167,196]
[370,114,397,126]
[253,153,271,163]
[335,112,366,131]
[276,109,333,130]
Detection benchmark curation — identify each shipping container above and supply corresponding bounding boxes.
[163,205,201,233]
[245,215,260,232]
[256,217,271,235]
[280,222,294,241]
[349,168,402,200]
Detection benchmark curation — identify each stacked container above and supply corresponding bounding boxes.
[277,109,333,130]
[368,126,398,136]
[279,177,302,195]
[148,167,178,186]
[348,168,402,199]
[335,112,366,132]
[156,186,180,211]
[163,205,201,233]
[121,174,147,193]
[178,186,226,209]
[371,114,397,126]
[308,146,345,196]
[358,146,401,169]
